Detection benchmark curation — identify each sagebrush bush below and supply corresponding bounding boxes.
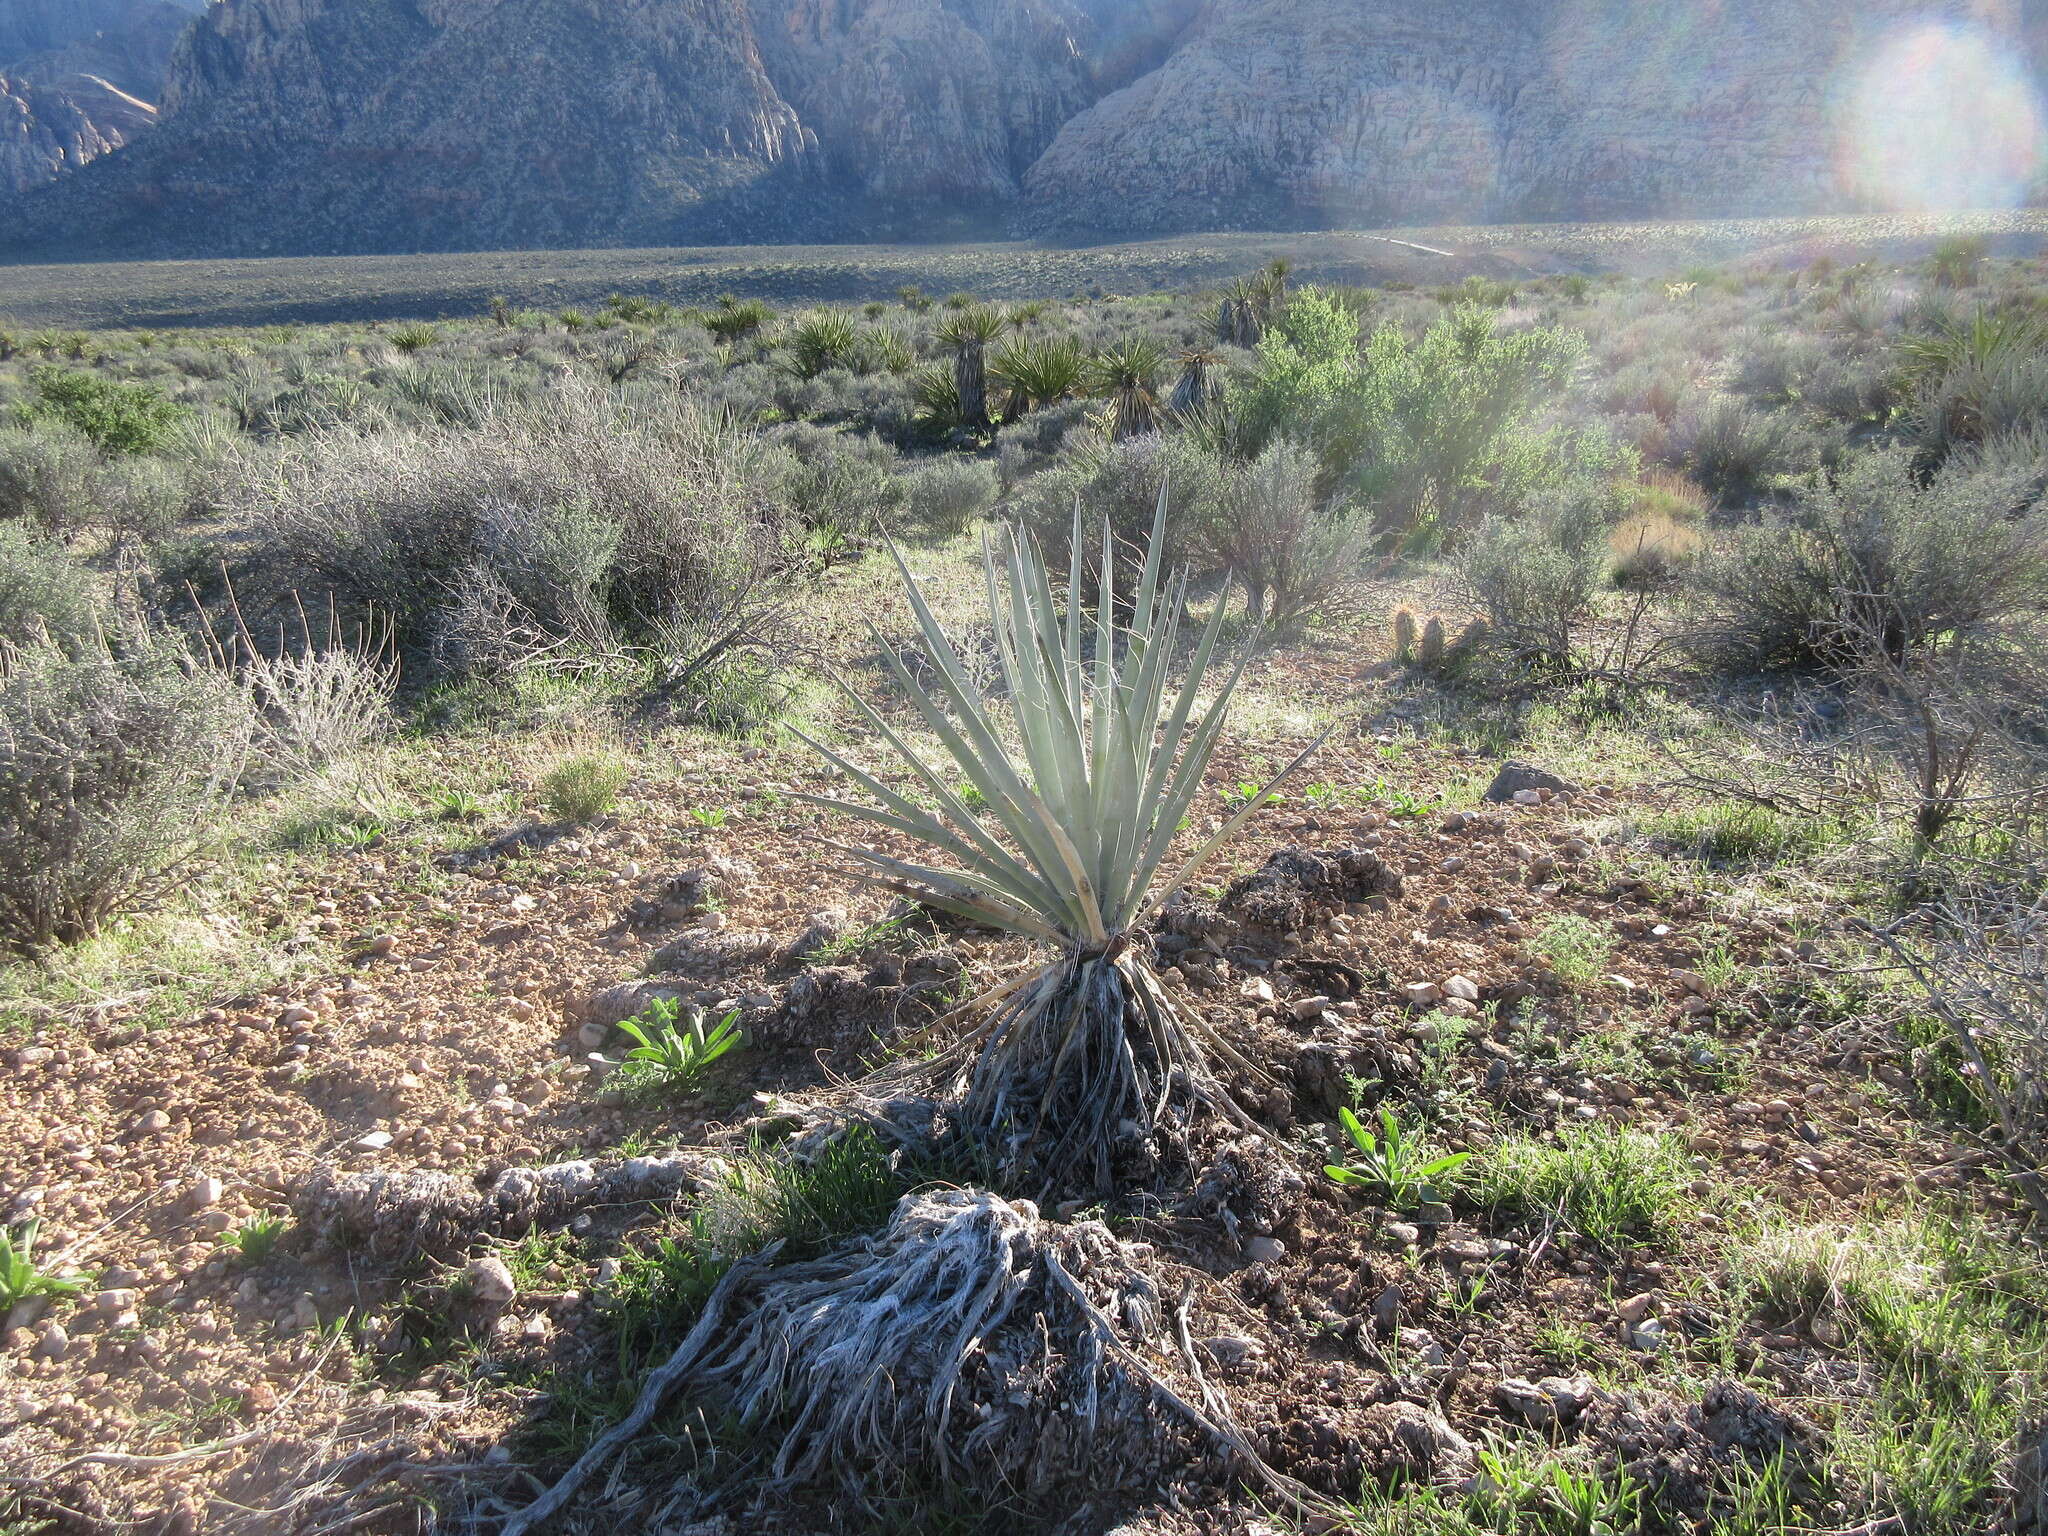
[1192,439,1373,628]
[1456,484,1611,673]
[901,457,998,538]
[0,637,251,954]
[1672,395,1818,505]
[230,387,787,676]
[1688,451,2048,673]
[0,522,101,650]
[1012,431,1228,580]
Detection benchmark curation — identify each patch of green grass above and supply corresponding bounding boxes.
[1641,801,1849,867]
[1476,1124,1691,1252]
[1721,1211,2048,1534]
[1527,915,1615,989]
[539,750,630,824]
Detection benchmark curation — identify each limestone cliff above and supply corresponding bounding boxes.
[0,0,198,196]
[3,0,2043,257]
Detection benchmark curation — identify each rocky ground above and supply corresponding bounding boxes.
[1,608,2025,1535]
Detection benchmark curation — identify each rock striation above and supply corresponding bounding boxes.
[2,0,2043,256]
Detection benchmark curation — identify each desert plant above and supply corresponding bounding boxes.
[0,1219,84,1309]
[0,635,252,955]
[15,367,185,455]
[1673,396,1816,506]
[389,324,440,353]
[786,313,860,380]
[1456,486,1611,674]
[989,334,1084,419]
[705,297,772,343]
[1194,439,1376,628]
[935,306,1010,432]
[612,999,745,1095]
[1390,607,1418,661]
[794,492,1320,1190]
[1085,336,1167,441]
[1478,1125,1690,1250]
[0,522,101,651]
[1687,450,2048,674]
[901,457,998,538]
[1167,349,1224,418]
[1323,1105,1470,1209]
[222,1215,289,1263]
[1930,234,1989,288]
[540,749,628,823]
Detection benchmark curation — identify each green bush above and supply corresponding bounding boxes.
[539,750,628,823]
[1193,438,1373,628]
[1234,295,1588,543]
[15,367,186,455]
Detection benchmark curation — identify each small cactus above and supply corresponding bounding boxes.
[1418,615,1446,671]
[1390,606,1418,661]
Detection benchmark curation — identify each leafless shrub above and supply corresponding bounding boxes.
[1863,896,2048,1224]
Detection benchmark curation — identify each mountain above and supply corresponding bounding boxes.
[0,0,200,198]
[3,0,2043,258]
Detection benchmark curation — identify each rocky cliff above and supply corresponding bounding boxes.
[0,0,198,197]
[3,0,2043,257]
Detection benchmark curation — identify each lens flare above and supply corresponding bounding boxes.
[1838,21,2045,211]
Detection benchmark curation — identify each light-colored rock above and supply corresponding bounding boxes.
[462,1256,517,1306]
[1442,975,1481,1003]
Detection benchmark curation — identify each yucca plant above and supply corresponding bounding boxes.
[1168,348,1223,418]
[1085,336,1166,441]
[786,313,859,380]
[795,491,1321,1190]
[0,1218,84,1310]
[990,334,1084,420]
[935,305,1010,431]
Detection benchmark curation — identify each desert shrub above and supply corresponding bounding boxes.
[1236,295,1588,542]
[1914,350,2048,468]
[231,388,786,677]
[540,749,628,823]
[0,636,251,955]
[1011,431,1228,580]
[784,313,860,380]
[1607,508,1703,588]
[901,457,999,539]
[1455,484,1611,673]
[763,424,903,538]
[1192,439,1373,628]
[0,421,98,528]
[1687,451,2048,673]
[14,367,185,455]
[237,641,398,787]
[1670,396,1818,505]
[0,523,101,650]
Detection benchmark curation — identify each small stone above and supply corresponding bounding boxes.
[1292,994,1331,1021]
[367,934,398,957]
[278,1005,317,1027]
[291,1294,320,1331]
[133,1109,172,1136]
[1201,1335,1264,1367]
[353,1132,393,1152]
[1382,1221,1421,1248]
[1402,982,1444,1009]
[1442,975,1481,1003]
[1629,1317,1669,1352]
[1244,1236,1286,1265]
[1372,1284,1404,1336]
[1618,1291,1655,1324]
[463,1257,517,1306]
[32,1322,68,1361]
[1241,978,1276,1006]
[186,1176,224,1211]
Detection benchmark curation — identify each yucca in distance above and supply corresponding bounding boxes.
[795,489,1322,1191]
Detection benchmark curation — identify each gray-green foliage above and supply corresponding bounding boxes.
[1456,482,1613,672]
[0,522,100,650]
[233,388,786,675]
[797,493,1313,1186]
[0,636,251,954]
[1689,450,2048,673]
[900,456,999,538]
[1012,430,1229,580]
[1192,438,1374,628]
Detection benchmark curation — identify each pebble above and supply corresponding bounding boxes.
[1291,995,1331,1021]
[463,1257,517,1306]
[1243,1236,1286,1265]
[353,1131,394,1151]
[1402,981,1443,1009]
[133,1110,172,1136]
[1441,975,1481,1003]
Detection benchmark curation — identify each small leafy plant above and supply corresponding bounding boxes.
[687,805,730,830]
[223,1215,288,1263]
[0,1219,85,1310]
[1324,1105,1471,1210]
[612,998,745,1094]
[432,787,484,821]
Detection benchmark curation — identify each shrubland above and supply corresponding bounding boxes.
[1,243,2046,1536]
